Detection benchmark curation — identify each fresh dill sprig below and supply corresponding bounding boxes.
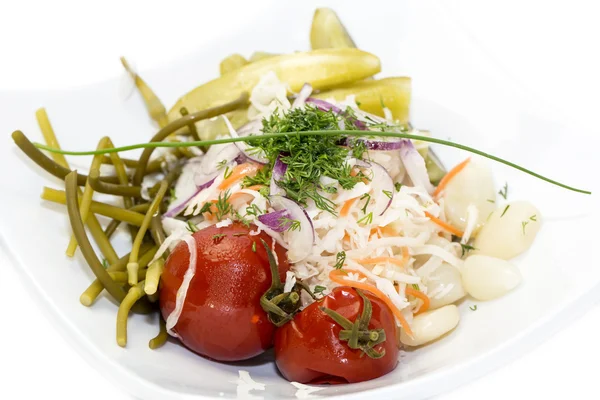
[214,190,232,221]
[186,221,199,233]
[278,216,301,232]
[470,305,478,311]
[357,212,373,225]
[382,190,393,199]
[198,202,212,215]
[212,233,226,242]
[216,159,228,169]
[522,220,529,234]
[223,166,233,179]
[243,166,271,187]
[314,285,327,296]
[500,205,510,217]
[334,251,346,269]
[460,243,477,257]
[394,182,402,192]
[499,182,509,199]
[360,193,371,214]
[411,283,420,290]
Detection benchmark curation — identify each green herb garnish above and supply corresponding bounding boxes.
[101,258,109,268]
[522,220,529,234]
[499,182,509,199]
[530,214,537,221]
[186,221,199,233]
[357,212,373,225]
[212,233,226,241]
[314,285,327,296]
[500,205,510,217]
[334,251,346,270]
[252,241,257,252]
[214,190,232,221]
[394,182,402,192]
[470,305,478,311]
[460,243,477,257]
[278,216,301,232]
[382,190,393,199]
[360,193,371,214]
[411,283,420,290]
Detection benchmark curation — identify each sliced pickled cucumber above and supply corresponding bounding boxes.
[313,77,411,123]
[249,51,279,62]
[219,54,248,76]
[310,8,356,49]
[167,48,380,122]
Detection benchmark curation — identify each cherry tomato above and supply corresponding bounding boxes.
[274,286,399,383]
[159,222,289,361]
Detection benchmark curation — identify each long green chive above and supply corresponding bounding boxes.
[32,130,591,195]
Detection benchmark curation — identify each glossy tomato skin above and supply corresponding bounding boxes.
[159,222,289,361]
[274,286,399,384]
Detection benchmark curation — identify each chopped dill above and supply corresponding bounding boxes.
[530,214,537,221]
[460,243,477,257]
[214,190,232,221]
[357,211,373,225]
[216,159,228,169]
[169,188,177,203]
[278,216,301,232]
[470,305,478,311]
[382,190,393,199]
[360,193,371,214]
[186,221,199,233]
[411,283,420,290]
[334,251,346,269]
[314,285,327,296]
[522,220,529,234]
[394,182,402,192]
[498,182,508,200]
[212,233,226,242]
[198,202,212,215]
[500,205,510,217]
[223,166,233,179]
[252,241,257,252]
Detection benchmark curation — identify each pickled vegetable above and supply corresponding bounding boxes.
[167,48,381,122]
[310,8,356,49]
[219,53,248,75]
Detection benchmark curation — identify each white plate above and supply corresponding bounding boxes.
[1,1,598,399]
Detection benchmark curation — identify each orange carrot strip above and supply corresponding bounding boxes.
[400,247,410,265]
[433,157,470,198]
[340,197,358,217]
[218,163,262,190]
[329,270,413,337]
[355,256,406,268]
[424,211,464,237]
[405,287,430,315]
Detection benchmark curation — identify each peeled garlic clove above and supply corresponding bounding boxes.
[424,263,466,309]
[443,159,496,232]
[473,201,541,260]
[400,305,460,347]
[462,255,522,301]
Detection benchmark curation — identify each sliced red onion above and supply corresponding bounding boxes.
[198,143,240,178]
[292,83,313,109]
[340,137,404,151]
[222,115,268,164]
[399,140,435,194]
[236,119,263,136]
[306,97,342,114]
[269,196,315,263]
[369,161,394,216]
[270,155,287,196]
[163,174,217,218]
[257,209,292,232]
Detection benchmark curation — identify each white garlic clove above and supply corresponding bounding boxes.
[443,159,496,233]
[423,263,466,309]
[461,255,522,301]
[400,305,460,346]
[473,201,541,260]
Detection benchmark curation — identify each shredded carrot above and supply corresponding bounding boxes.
[355,256,407,268]
[379,225,397,237]
[405,287,430,315]
[433,157,470,198]
[244,184,266,191]
[218,163,262,190]
[424,211,464,237]
[400,247,410,265]
[329,270,413,338]
[340,197,358,217]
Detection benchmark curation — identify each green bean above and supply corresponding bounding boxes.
[66,137,109,256]
[116,281,146,347]
[144,258,164,295]
[80,245,156,306]
[34,110,119,264]
[128,180,168,285]
[150,215,166,248]
[132,92,249,186]
[65,170,128,303]
[42,187,146,226]
[179,107,200,141]
[105,137,138,241]
[102,156,164,175]
[121,57,168,128]
[88,169,142,197]
[104,219,121,239]
[12,130,119,185]
[149,317,168,349]
[110,269,147,283]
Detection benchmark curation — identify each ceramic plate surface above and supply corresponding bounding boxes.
[1,1,598,399]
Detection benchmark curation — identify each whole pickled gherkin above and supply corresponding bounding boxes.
[167,48,381,122]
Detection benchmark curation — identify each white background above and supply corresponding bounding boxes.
[1,0,599,399]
